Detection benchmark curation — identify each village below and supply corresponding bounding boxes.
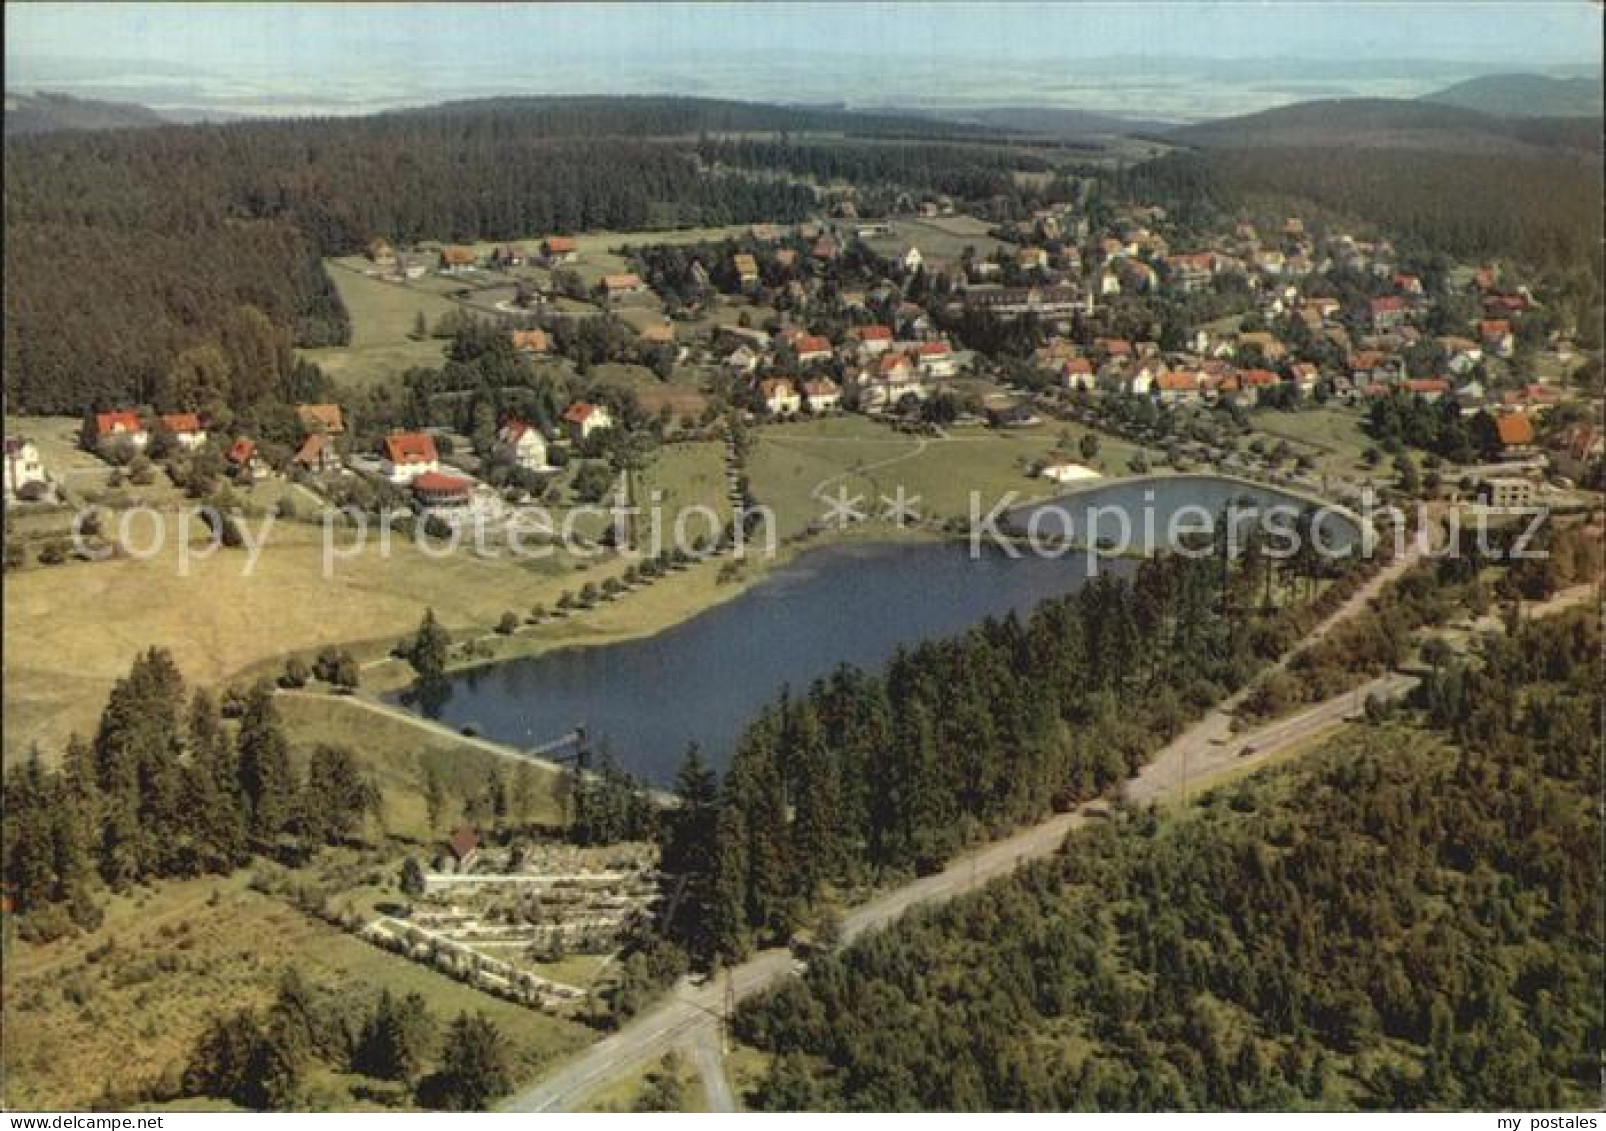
[7,186,1598,541]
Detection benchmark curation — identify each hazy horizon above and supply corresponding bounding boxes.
[5,2,1603,122]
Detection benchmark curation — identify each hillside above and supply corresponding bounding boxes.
[1423,73,1604,119]
[736,613,1602,1110]
[3,90,166,135]
[1166,97,1599,159]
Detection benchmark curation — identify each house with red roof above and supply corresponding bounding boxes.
[445,826,480,871]
[1479,319,1515,358]
[292,432,338,474]
[226,437,263,479]
[802,378,841,413]
[90,410,148,453]
[382,431,440,484]
[914,340,957,379]
[495,420,549,472]
[1495,413,1536,455]
[1369,295,1409,330]
[1062,357,1095,392]
[562,402,614,444]
[159,413,208,451]
[542,236,579,264]
[793,334,833,366]
[1403,378,1450,402]
[851,324,894,356]
[412,470,476,509]
[1154,370,1201,404]
[438,246,478,274]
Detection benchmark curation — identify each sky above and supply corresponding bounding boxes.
[5,2,1601,120]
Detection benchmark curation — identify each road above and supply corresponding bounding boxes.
[505,543,1427,1112]
[686,1022,737,1112]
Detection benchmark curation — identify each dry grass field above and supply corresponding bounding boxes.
[3,441,729,764]
[1,521,607,761]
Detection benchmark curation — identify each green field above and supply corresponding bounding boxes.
[1248,406,1375,476]
[860,214,1015,261]
[275,692,566,841]
[298,260,456,390]
[747,416,1147,537]
[747,416,914,538]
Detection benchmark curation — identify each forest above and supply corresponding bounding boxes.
[656,544,1364,963]
[733,610,1602,1110]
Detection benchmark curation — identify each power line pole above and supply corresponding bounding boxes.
[722,966,735,1054]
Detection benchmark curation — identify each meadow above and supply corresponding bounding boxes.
[297,260,457,389]
[0,871,595,1111]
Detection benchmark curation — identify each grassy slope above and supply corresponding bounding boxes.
[1,873,594,1110]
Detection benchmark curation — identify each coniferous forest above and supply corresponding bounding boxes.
[732,611,1602,1110]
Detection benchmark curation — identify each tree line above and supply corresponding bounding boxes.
[181,969,512,1111]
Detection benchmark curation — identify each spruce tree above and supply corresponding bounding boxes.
[419,1012,511,1111]
[236,681,294,845]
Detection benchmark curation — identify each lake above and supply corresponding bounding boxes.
[395,476,1359,785]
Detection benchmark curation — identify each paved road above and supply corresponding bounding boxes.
[686,1021,737,1113]
[506,544,1431,1112]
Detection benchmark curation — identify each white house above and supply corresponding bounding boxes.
[159,413,208,451]
[383,431,441,484]
[3,437,47,500]
[759,378,803,416]
[92,410,148,453]
[802,378,842,413]
[913,341,958,379]
[1062,358,1095,391]
[725,345,761,375]
[495,420,549,472]
[562,402,614,444]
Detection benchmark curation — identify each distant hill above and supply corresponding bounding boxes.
[1166,97,1599,159]
[4,90,167,135]
[1423,73,1604,119]
[872,104,1175,139]
[395,94,980,139]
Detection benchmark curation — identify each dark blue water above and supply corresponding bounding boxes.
[400,541,1127,784]
[397,477,1359,785]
